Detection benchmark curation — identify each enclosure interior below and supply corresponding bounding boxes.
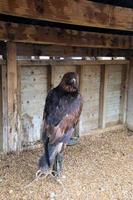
[17,59,129,148]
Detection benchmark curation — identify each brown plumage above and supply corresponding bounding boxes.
[39,72,83,175]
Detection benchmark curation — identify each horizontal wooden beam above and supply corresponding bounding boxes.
[17,60,129,66]
[1,43,133,57]
[0,22,132,49]
[16,44,133,57]
[0,0,132,31]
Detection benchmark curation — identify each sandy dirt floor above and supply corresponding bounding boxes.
[0,128,133,200]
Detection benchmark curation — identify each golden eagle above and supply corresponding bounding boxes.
[39,72,83,176]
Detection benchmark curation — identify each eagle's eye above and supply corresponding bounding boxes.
[67,78,76,85]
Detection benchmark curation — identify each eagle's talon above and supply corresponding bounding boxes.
[36,169,44,178]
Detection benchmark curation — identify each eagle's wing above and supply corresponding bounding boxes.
[43,88,68,126]
[43,88,83,144]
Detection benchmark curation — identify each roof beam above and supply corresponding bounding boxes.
[0,43,133,57]
[16,44,133,57]
[0,21,132,49]
[0,0,132,31]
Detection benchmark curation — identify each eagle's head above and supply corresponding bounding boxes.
[59,72,79,93]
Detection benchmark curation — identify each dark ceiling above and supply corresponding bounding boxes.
[90,0,133,8]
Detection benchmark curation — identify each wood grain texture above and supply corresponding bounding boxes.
[0,65,2,151]
[98,65,108,129]
[17,60,129,66]
[0,21,133,49]
[21,65,47,147]
[126,58,133,131]
[6,42,21,152]
[105,65,123,126]
[16,44,133,57]
[0,0,132,31]
[80,65,101,134]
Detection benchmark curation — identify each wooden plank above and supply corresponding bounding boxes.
[6,42,20,152]
[80,65,101,134]
[76,65,82,135]
[105,65,123,126]
[0,0,132,31]
[126,58,133,131]
[17,59,129,66]
[20,65,47,146]
[0,65,2,151]
[2,64,8,152]
[119,64,129,124]
[0,22,133,49]
[17,44,133,57]
[99,65,108,128]
[47,64,52,92]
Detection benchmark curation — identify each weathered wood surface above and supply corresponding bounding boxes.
[126,58,133,131]
[17,59,129,66]
[0,0,132,31]
[16,44,133,57]
[21,65,47,147]
[1,64,8,152]
[98,65,108,129]
[105,65,123,126]
[80,65,101,134]
[119,65,129,124]
[6,42,21,152]
[1,42,133,57]
[0,57,129,152]
[0,22,133,49]
[0,65,2,151]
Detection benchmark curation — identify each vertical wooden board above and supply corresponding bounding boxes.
[119,65,129,124]
[98,65,108,129]
[105,65,123,126]
[2,64,8,153]
[7,42,20,152]
[127,62,133,131]
[0,65,2,151]
[51,65,76,88]
[80,65,100,134]
[21,65,47,146]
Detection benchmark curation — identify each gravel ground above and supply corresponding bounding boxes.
[0,128,133,200]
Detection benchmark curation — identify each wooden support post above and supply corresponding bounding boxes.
[0,64,2,151]
[119,64,130,124]
[6,42,20,152]
[126,58,133,131]
[47,64,52,92]
[75,65,82,135]
[76,65,83,134]
[1,63,8,152]
[99,65,108,129]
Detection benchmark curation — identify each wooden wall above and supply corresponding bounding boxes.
[0,59,129,152]
[105,65,123,126]
[21,65,47,147]
[0,65,2,151]
[17,60,128,148]
[127,60,133,131]
[80,65,100,134]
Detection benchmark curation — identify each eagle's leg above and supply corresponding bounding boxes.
[52,127,74,177]
[52,152,64,177]
[39,141,63,173]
